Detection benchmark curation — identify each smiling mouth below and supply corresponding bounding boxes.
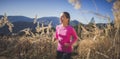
[60,19,63,23]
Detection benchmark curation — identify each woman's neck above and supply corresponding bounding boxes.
[62,23,68,27]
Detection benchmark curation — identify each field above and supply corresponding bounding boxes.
[0,22,120,59]
[0,0,120,59]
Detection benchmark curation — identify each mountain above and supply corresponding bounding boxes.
[0,15,82,35]
[0,16,60,35]
[0,21,35,35]
[0,15,3,18]
[12,21,35,33]
[0,16,60,27]
[0,15,81,27]
[8,16,33,22]
[70,20,80,26]
[0,15,33,22]
[37,17,60,27]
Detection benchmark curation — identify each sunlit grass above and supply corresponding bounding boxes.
[0,0,120,59]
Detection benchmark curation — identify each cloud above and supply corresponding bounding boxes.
[80,10,109,19]
[68,0,81,9]
[106,0,113,3]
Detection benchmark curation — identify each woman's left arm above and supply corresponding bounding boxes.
[70,28,78,46]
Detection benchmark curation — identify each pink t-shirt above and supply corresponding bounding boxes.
[55,24,78,53]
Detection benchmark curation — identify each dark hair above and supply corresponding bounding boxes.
[62,12,70,25]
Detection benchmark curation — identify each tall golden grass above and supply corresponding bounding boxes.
[0,13,14,32]
[75,0,120,59]
[0,0,120,59]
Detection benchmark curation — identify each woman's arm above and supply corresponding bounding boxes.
[52,26,58,42]
[70,28,78,46]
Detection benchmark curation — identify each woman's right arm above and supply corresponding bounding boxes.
[52,26,58,42]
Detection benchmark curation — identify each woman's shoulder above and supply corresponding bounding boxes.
[68,25,74,29]
[67,25,75,30]
[56,24,61,27]
[56,24,61,29]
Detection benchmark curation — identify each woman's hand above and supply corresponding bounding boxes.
[64,43,70,48]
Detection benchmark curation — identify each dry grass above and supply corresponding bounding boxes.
[0,13,14,32]
[74,0,120,59]
[0,35,57,59]
[0,0,120,59]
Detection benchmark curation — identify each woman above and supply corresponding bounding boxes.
[54,12,78,59]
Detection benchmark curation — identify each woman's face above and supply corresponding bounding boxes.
[60,13,69,24]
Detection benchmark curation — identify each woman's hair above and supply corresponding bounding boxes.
[62,12,70,25]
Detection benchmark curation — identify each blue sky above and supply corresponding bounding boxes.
[0,0,115,24]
